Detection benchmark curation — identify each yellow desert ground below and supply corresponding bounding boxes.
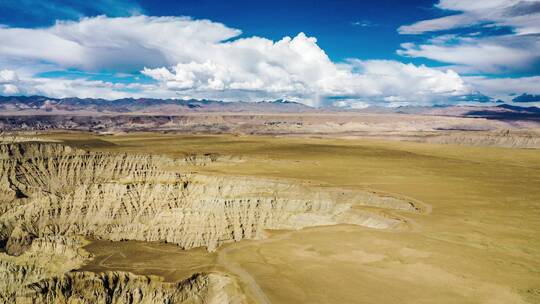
[24,132,539,304]
[3,1,540,303]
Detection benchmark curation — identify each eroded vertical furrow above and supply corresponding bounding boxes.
[0,141,419,302]
[0,142,417,253]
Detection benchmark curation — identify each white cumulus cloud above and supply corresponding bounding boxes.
[0,15,478,106]
[1,69,20,95]
[0,15,240,71]
[0,69,166,99]
[397,0,540,74]
[399,0,540,35]
[463,75,540,102]
[398,35,540,73]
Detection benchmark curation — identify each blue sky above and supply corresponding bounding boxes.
[0,1,441,63]
[0,0,539,106]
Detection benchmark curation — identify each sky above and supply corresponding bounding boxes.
[0,0,539,107]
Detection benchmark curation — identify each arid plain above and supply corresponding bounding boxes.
[1,129,537,303]
[2,0,540,302]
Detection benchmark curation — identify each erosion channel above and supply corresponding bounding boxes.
[0,138,421,303]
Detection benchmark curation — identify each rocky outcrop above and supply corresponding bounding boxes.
[0,236,91,302]
[0,140,419,302]
[422,130,540,148]
[0,233,243,303]
[0,142,416,254]
[0,260,51,302]
[17,271,244,304]
[5,226,33,256]
[0,135,58,144]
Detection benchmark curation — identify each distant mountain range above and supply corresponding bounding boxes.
[512,93,540,103]
[0,95,315,114]
[0,95,538,122]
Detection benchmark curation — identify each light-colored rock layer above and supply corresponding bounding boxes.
[15,271,245,304]
[0,135,59,144]
[0,141,420,302]
[421,130,540,148]
[0,142,416,253]
[0,235,91,302]
[0,231,243,303]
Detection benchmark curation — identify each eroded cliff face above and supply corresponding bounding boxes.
[0,234,244,304]
[0,139,419,303]
[422,129,540,148]
[19,271,244,304]
[0,142,416,253]
[0,235,91,302]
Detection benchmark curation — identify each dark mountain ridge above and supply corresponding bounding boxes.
[0,95,315,113]
[0,96,538,122]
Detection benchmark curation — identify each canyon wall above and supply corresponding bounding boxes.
[0,141,416,253]
[0,139,419,302]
